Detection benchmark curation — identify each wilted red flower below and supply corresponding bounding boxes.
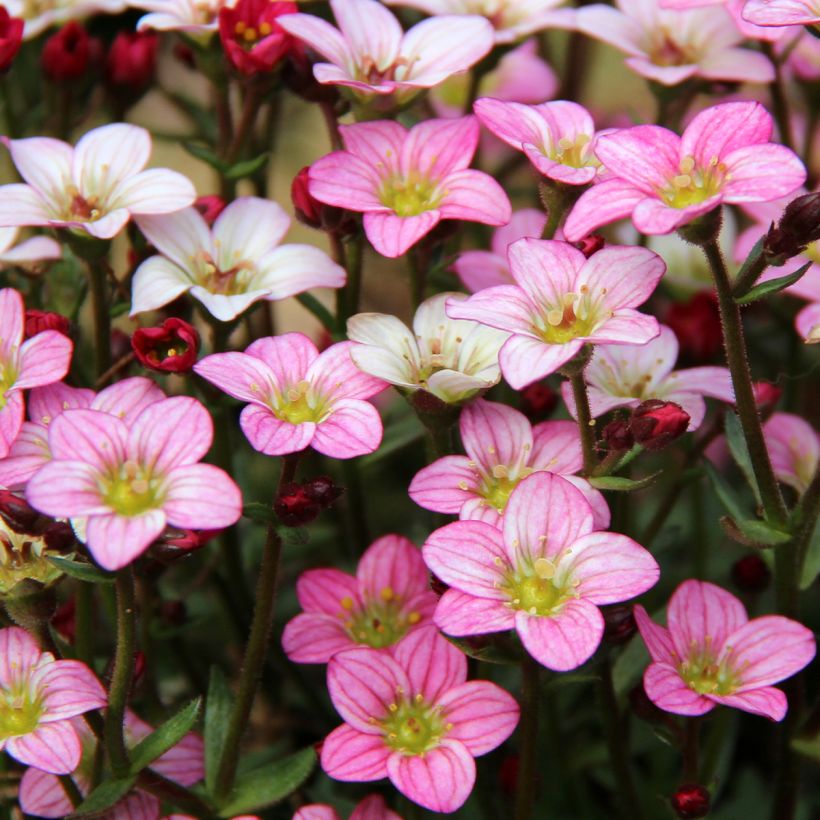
[132,317,200,373]
[219,0,300,76]
[0,8,24,73]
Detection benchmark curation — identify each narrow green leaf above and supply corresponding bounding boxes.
[109,301,131,318]
[295,292,336,333]
[242,502,278,525]
[223,152,269,181]
[799,519,820,589]
[219,747,317,816]
[735,518,792,547]
[71,776,136,816]
[723,412,762,505]
[183,141,227,173]
[205,667,234,795]
[735,261,812,305]
[732,235,766,297]
[47,555,114,585]
[704,461,746,522]
[128,698,202,777]
[588,472,660,492]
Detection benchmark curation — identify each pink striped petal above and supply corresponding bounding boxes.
[392,626,467,701]
[562,178,644,242]
[297,568,360,614]
[634,605,675,664]
[357,534,429,604]
[507,237,586,310]
[586,310,660,346]
[282,614,354,663]
[434,588,516,636]
[246,332,318,385]
[321,724,390,781]
[0,287,24,358]
[340,121,406,171]
[309,152,384,211]
[681,101,773,167]
[6,136,73,203]
[253,243,346,297]
[595,126,681,193]
[642,663,715,716]
[437,169,511,225]
[530,420,583,474]
[163,464,242,529]
[0,184,53,227]
[461,399,533,475]
[438,681,519,756]
[363,211,442,258]
[19,767,74,818]
[409,455,478,514]
[15,331,72,390]
[445,286,535,334]
[38,661,106,720]
[708,687,787,721]
[576,245,666,310]
[332,0,402,67]
[401,117,479,179]
[239,405,316,456]
[0,627,41,686]
[308,341,386,402]
[6,721,81,774]
[721,144,807,202]
[474,97,551,153]
[0,392,23,458]
[85,511,167,570]
[92,377,164,423]
[110,168,196,215]
[25,459,109,518]
[312,399,383,458]
[454,250,511,292]
[277,13,351,67]
[499,334,583,388]
[351,794,402,820]
[47,407,127,469]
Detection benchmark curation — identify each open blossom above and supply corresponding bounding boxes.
[132,197,345,322]
[0,227,61,269]
[447,239,664,389]
[0,289,72,459]
[294,795,401,820]
[743,0,820,25]
[277,0,494,103]
[194,334,387,459]
[423,473,659,670]
[133,0,236,33]
[474,98,602,184]
[635,580,815,721]
[563,102,807,241]
[575,0,774,87]
[763,412,819,496]
[347,293,508,404]
[25,396,242,570]
[0,124,195,240]
[0,626,106,774]
[219,0,300,76]
[308,117,511,258]
[409,399,610,528]
[559,326,735,430]
[282,535,437,663]
[383,0,576,44]
[6,0,125,39]
[321,625,519,813]
[454,208,546,292]
[19,709,203,817]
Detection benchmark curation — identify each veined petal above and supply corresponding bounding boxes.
[339,121,407,171]
[586,309,660,345]
[321,724,390,781]
[437,169,511,225]
[681,101,773,167]
[594,126,681,192]
[277,13,352,68]
[0,627,41,685]
[438,681,519,756]
[563,178,645,241]
[282,614,355,664]
[92,376,164,423]
[309,151,384,211]
[393,626,467,701]
[85,511,167,570]
[708,687,787,721]
[73,123,150,198]
[634,605,676,664]
[163,463,242,529]
[409,456,478,514]
[252,244,346,297]
[312,399,383,459]
[331,0,402,69]
[0,393,23,458]
[445,286,536,335]
[530,420,584,474]
[26,460,110,518]
[297,568,360,614]
[576,244,666,310]
[46,408,127,469]
[499,334,583,389]
[135,208,212,272]
[16,331,72,390]
[19,767,74,818]
[189,286,272,322]
[130,257,194,316]
[507,237,585,308]
[357,534,429,603]
[363,211,441,258]
[108,168,196,215]
[0,287,24,358]
[0,184,54,227]
[38,661,106,719]
[239,404,316,455]
[194,352,278,404]
[6,722,80,774]
[246,332,318,386]
[461,399,533,475]
[434,588,516,636]
[401,117,480,180]
[213,197,290,265]
[308,341,386,402]
[643,663,715,716]
[698,47,774,84]
[575,4,644,55]
[721,144,806,202]
[5,136,73,205]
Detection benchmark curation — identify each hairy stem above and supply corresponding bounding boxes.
[513,657,540,820]
[569,370,597,476]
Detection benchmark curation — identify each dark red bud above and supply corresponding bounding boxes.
[106,30,158,94]
[0,490,40,532]
[42,522,75,552]
[24,309,71,340]
[52,598,76,643]
[671,784,711,819]
[519,382,557,422]
[303,475,343,508]
[291,166,355,235]
[132,318,200,373]
[42,22,102,82]
[572,233,605,258]
[194,195,227,225]
[602,418,635,452]
[731,554,771,593]
[0,8,24,73]
[764,192,820,260]
[602,604,636,645]
[630,400,690,451]
[752,381,781,419]
[664,292,722,363]
[274,483,322,527]
[164,528,221,551]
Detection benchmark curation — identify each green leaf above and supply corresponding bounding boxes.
[218,747,317,816]
[734,518,792,547]
[72,776,136,816]
[128,698,202,777]
[109,301,131,319]
[704,461,746,522]
[47,555,114,585]
[735,261,811,305]
[242,502,278,525]
[799,519,820,589]
[588,472,660,492]
[723,412,762,505]
[295,292,337,333]
[793,732,820,763]
[183,141,227,173]
[732,235,766,297]
[223,152,269,181]
[205,667,234,795]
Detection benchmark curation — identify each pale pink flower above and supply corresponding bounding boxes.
[454,208,546,292]
[194,334,386,459]
[19,709,203,818]
[6,0,126,39]
[743,0,820,25]
[635,579,815,721]
[321,625,519,814]
[133,0,235,33]
[0,227,61,269]
[559,326,734,429]
[25,396,242,570]
[423,472,659,670]
[294,795,401,820]
[563,102,807,241]
[132,197,345,322]
[575,0,775,86]
[763,412,819,495]
[474,98,602,184]
[658,0,800,41]
[0,288,72,459]
[0,124,196,240]
[0,626,106,774]
[446,239,664,389]
[409,399,610,527]
[308,117,511,258]
[0,377,162,490]
[282,535,437,663]
[277,0,494,103]
[797,302,820,343]
[347,293,508,404]
[383,0,576,44]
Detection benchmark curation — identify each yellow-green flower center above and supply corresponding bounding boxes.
[380,173,443,218]
[271,381,329,425]
[339,587,422,649]
[533,289,597,345]
[480,464,534,512]
[679,644,738,696]
[546,134,597,169]
[0,360,17,411]
[504,557,573,616]
[0,683,43,740]
[660,155,726,209]
[382,693,450,755]
[102,460,163,517]
[194,250,255,296]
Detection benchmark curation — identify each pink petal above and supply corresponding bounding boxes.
[575,4,644,55]
[721,144,807,202]
[19,767,74,818]
[594,126,681,193]
[277,13,351,68]
[294,805,341,820]
[0,392,23,458]
[357,534,429,604]
[743,0,820,25]
[363,211,442,258]
[454,250,511,293]
[245,332,318,385]
[634,605,676,664]
[213,197,290,261]
[351,794,402,820]
[500,334,583,389]
[461,399,533,475]
[282,614,354,663]
[434,588,517,636]
[92,376,165,423]
[340,121,407,172]
[321,724,390,781]
[312,399,383,459]
[0,287,24,358]
[297,568,360,614]
[664,366,734,403]
[392,626,467,701]
[708,687,787,721]
[25,460,109,517]
[27,381,91,426]
[15,331,72,390]
[239,405,316,456]
[698,47,774,84]
[110,168,196,215]
[437,169,511,225]
[474,97,551,153]
[38,660,106,719]
[625,58,698,86]
[0,626,41,686]
[73,123,150,194]
[163,463,242,529]
[0,184,53,227]
[576,245,666,310]
[445,286,535,334]
[309,151,384,212]
[561,476,611,530]
[507,237,586,310]
[681,101,773,168]
[307,341,386,402]
[253,242,346,297]
[643,663,715,716]
[332,0,402,68]
[85,511,167,571]
[135,208,211,272]
[562,178,644,242]
[586,309,660,346]
[409,455,478,514]
[6,721,81,774]
[46,407,127,468]
[401,117,479,179]
[797,302,820,343]
[530,420,584,474]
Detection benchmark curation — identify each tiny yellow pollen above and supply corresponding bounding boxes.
[41,415,51,424]
[445,722,453,730]
[415,693,424,703]
[488,445,496,454]
[528,606,537,615]
[407,611,421,624]
[340,596,353,610]
[674,174,692,188]
[493,556,503,566]
[388,702,398,712]
[259,21,272,35]
[242,27,257,42]
[491,464,509,479]
[458,480,469,490]
[234,20,246,34]
[380,586,394,601]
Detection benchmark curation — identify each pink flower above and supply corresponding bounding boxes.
[446,239,664,389]
[194,333,386,459]
[277,0,494,103]
[634,579,815,721]
[321,625,519,813]
[763,412,819,496]
[743,0,820,26]
[25,395,242,570]
[132,197,345,322]
[559,325,734,430]
[308,117,511,258]
[423,472,659,670]
[797,302,820,343]
[0,124,196,240]
[454,208,546,292]
[134,0,233,34]
[0,227,61,269]
[294,795,401,820]
[0,288,72,459]
[283,535,437,663]
[576,0,775,87]
[474,98,602,184]
[564,102,807,241]
[0,626,106,774]
[409,399,610,528]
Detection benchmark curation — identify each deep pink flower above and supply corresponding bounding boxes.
[0,288,72,458]
[635,580,815,720]
[446,239,664,389]
[763,412,819,496]
[0,8,23,71]
[0,627,106,774]
[308,117,511,257]
[282,535,437,663]
[25,396,242,570]
[564,102,806,240]
[219,0,300,76]
[132,318,200,373]
[409,399,609,528]
[194,333,386,459]
[743,0,820,26]
[423,472,659,671]
[321,625,519,813]
[294,795,402,820]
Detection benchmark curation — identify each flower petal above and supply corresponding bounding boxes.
[434,588,517,636]
[363,211,441,258]
[321,723,390,781]
[312,399,383,459]
[634,605,676,664]
[642,663,715,716]
[357,534,429,603]
[85,511,167,571]
[282,614,355,664]
[409,455,478,514]
[562,178,644,242]
[163,463,242,529]
[392,625,467,701]
[6,721,81,774]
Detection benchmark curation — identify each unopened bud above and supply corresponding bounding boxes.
[24,310,71,340]
[664,292,722,363]
[671,784,710,819]
[194,195,226,225]
[42,22,101,82]
[630,400,689,451]
[731,554,771,593]
[764,192,820,261]
[0,8,24,73]
[572,233,605,258]
[0,491,39,532]
[132,317,200,373]
[602,418,634,452]
[602,604,636,645]
[519,382,557,422]
[291,166,356,235]
[275,476,342,526]
[752,381,781,419]
[303,475,343,508]
[42,522,74,552]
[106,30,158,96]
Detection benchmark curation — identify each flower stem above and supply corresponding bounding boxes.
[74,581,94,666]
[682,717,701,782]
[58,774,82,808]
[513,656,540,820]
[104,568,136,778]
[87,259,112,378]
[702,240,788,526]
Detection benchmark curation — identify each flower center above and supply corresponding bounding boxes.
[103,460,163,517]
[533,289,597,344]
[339,587,422,649]
[195,251,255,295]
[272,381,328,425]
[379,173,443,218]
[65,186,103,221]
[679,643,738,696]
[503,557,573,616]
[547,134,597,169]
[382,693,450,755]
[660,155,726,209]
[233,19,273,46]
[0,360,16,410]
[0,685,43,740]
[650,33,694,67]
[480,464,533,512]
[0,523,65,595]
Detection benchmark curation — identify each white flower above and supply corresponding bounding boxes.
[5,0,127,39]
[0,228,61,269]
[132,0,237,33]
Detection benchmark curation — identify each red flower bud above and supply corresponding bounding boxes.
[572,233,605,258]
[291,166,356,235]
[303,475,343,508]
[164,528,222,551]
[194,195,227,225]
[0,8,24,73]
[106,30,158,94]
[42,521,75,552]
[664,292,722,363]
[671,784,710,819]
[764,191,820,261]
[42,22,101,82]
[0,490,39,532]
[630,400,690,451]
[731,554,771,593]
[519,382,557,422]
[274,483,321,527]
[602,418,634,452]
[602,604,636,645]
[132,318,200,373]
[752,381,781,419]
[24,309,71,340]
